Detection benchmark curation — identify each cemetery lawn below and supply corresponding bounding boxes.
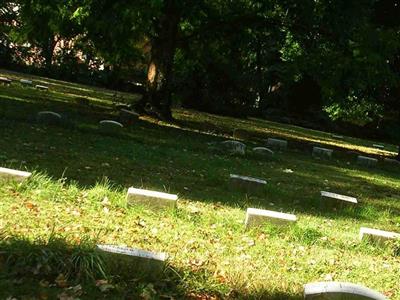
[0,69,400,299]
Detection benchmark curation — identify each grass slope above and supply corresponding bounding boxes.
[0,69,399,299]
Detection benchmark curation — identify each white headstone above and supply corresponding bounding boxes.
[37,111,62,125]
[267,138,288,150]
[96,244,167,278]
[252,147,274,156]
[220,140,246,155]
[99,120,124,135]
[360,227,400,244]
[20,79,33,85]
[372,144,385,150]
[321,191,358,204]
[230,174,267,193]
[245,208,297,228]
[304,282,387,300]
[357,156,378,167]
[127,187,177,210]
[0,167,31,182]
[313,146,333,159]
[0,77,12,85]
[35,84,49,91]
[331,134,343,139]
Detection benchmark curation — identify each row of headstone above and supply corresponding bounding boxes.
[0,167,395,297]
[35,111,128,135]
[0,76,49,90]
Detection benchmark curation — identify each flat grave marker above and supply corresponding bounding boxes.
[312,146,333,159]
[360,227,400,245]
[35,84,49,91]
[99,120,124,135]
[266,138,288,151]
[20,79,33,86]
[252,147,274,157]
[230,174,267,194]
[0,167,31,182]
[245,208,297,228]
[304,282,387,300]
[372,144,385,150]
[0,77,12,85]
[220,140,246,155]
[331,134,343,139]
[321,191,358,203]
[383,158,400,166]
[96,244,167,279]
[357,155,378,167]
[127,187,177,210]
[36,111,62,125]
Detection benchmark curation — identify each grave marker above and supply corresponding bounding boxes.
[266,138,287,151]
[20,79,33,86]
[99,120,124,135]
[312,146,333,159]
[220,140,246,155]
[245,208,297,228]
[304,282,387,300]
[35,84,49,91]
[372,144,385,150]
[359,227,400,245]
[331,134,343,139]
[0,167,31,182]
[37,111,62,125]
[357,155,378,167]
[230,174,267,194]
[96,244,167,279]
[0,77,11,85]
[252,147,274,157]
[127,187,177,210]
[320,191,357,208]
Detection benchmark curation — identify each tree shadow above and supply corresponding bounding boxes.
[0,235,303,299]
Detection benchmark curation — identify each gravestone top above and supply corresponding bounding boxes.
[331,134,343,139]
[313,146,333,153]
[220,140,246,155]
[304,282,387,300]
[0,167,31,179]
[253,147,274,155]
[372,144,385,149]
[38,111,61,118]
[358,155,377,161]
[230,174,267,185]
[20,79,33,85]
[0,76,11,83]
[127,187,178,200]
[360,227,400,240]
[99,120,124,127]
[97,244,167,261]
[321,191,358,203]
[246,208,297,221]
[35,84,49,90]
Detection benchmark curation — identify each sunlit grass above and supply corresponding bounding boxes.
[0,69,399,299]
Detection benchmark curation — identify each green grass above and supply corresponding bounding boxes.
[0,69,400,299]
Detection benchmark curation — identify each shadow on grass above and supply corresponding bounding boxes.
[1,89,399,224]
[0,234,302,299]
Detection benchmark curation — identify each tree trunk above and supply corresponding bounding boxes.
[43,36,57,72]
[142,0,181,121]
